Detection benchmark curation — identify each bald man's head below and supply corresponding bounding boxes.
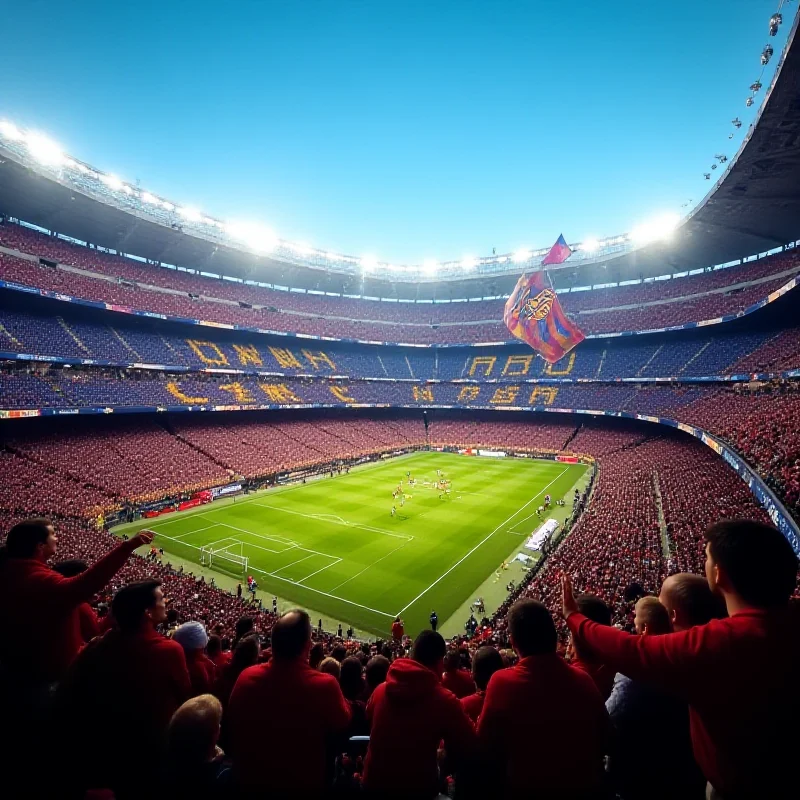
[271,609,312,660]
[633,596,672,636]
[659,573,725,632]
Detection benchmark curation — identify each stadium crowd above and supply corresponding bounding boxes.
[1,220,798,342]
[0,411,797,797]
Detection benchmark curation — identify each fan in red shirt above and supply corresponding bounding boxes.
[226,609,351,794]
[477,598,609,797]
[391,615,405,642]
[460,645,504,723]
[441,648,477,698]
[563,519,800,799]
[569,593,616,700]
[53,578,192,798]
[364,629,478,798]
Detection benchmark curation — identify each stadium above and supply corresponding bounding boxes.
[1,2,799,798]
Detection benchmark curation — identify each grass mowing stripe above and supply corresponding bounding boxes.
[395,467,569,617]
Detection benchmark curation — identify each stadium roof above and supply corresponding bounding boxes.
[1,13,800,301]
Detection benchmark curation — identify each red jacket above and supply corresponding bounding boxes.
[441,667,477,699]
[185,649,218,696]
[55,625,191,793]
[570,656,616,700]
[364,658,477,797]
[226,658,351,792]
[391,620,404,640]
[0,538,141,683]
[460,690,486,723]
[477,653,609,795]
[567,608,800,795]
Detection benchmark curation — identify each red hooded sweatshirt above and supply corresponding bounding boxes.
[364,658,477,797]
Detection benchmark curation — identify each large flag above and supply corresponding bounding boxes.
[541,233,573,266]
[503,271,585,363]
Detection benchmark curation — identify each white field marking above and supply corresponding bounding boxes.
[232,538,296,556]
[330,540,411,593]
[196,512,300,546]
[253,502,413,541]
[247,564,396,618]
[156,531,392,616]
[232,527,343,561]
[161,524,220,539]
[296,557,343,585]
[271,553,317,574]
[506,530,529,536]
[395,467,569,616]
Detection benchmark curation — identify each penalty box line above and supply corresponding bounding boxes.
[394,468,570,617]
[155,528,393,620]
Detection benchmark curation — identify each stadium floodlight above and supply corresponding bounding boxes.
[178,207,202,222]
[360,254,378,272]
[162,201,175,212]
[226,221,278,254]
[291,242,314,256]
[422,258,438,275]
[630,212,680,245]
[581,238,600,253]
[100,173,124,191]
[25,132,65,168]
[461,255,478,269]
[513,249,531,263]
[0,120,23,141]
[140,191,159,204]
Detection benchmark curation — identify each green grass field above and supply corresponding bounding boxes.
[117,453,586,637]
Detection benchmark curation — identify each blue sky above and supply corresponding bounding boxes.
[0,0,788,262]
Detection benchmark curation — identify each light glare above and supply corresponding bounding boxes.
[0,121,23,141]
[226,221,278,254]
[100,173,124,191]
[513,249,531,263]
[581,238,600,253]
[25,132,65,167]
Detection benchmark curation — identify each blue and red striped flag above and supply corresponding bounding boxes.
[541,233,573,266]
[503,271,585,364]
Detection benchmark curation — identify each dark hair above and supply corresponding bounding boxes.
[52,559,88,578]
[331,644,347,663]
[472,646,504,691]
[4,518,53,559]
[309,642,325,669]
[229,633,259,674]
[233,616,254,646]
[623,582,646,603]
[206,634,222,657]
[705,519,798,607]
[664,573,726,626]
[111,580,162,632]
[411,629,446,668]
[443,649,462,671]
[339,656,365,700]
[365,655,390,691]
[508,599,557,657]
[271,609,311,660]
[576,594,612,626]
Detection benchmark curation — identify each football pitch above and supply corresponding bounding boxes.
[116,453,587,637]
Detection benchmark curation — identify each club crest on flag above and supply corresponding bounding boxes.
[520,287,556,321]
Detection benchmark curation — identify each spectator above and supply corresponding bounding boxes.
[365,654,390,697]
[477,598,609,797]
[0,519,153,683]
[231,615,254,648]
[460,646,504,723]
[52,558,106,643]
[206,634,230,672]
[441,648,477,698]
[54,579,191,798]
[319,656,341,679]
[563,519,800,798]
[658,572,726,630]
[309,640,325,669]
[364,630,477,798]
[606,597,703,799]
[570,593,616,700]
[226,610,351,794]
[173,621,217,696]
[391,615,404,641]
[213,633,260,710]
[340,655,369,737]
[164,694,231,799]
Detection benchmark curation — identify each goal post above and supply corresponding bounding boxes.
[200,541,249,574]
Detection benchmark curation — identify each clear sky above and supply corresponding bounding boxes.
[0,0,788,263]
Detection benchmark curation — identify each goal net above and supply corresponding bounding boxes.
[200,541,248,574]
